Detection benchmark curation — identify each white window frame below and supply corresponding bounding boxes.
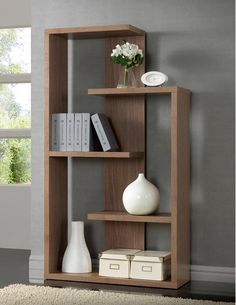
[0,27,31,184]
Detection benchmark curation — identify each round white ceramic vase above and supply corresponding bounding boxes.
[62,221,92,273]
[122,173,160,215]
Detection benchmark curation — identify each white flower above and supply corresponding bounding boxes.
[111,41,143,68]
[111,44,123,57]
[138,49,143,57]
[111,42,142,60]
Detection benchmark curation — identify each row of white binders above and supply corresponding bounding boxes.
[51,113,119,152]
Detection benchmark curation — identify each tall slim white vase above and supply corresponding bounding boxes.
[62,221,92,273]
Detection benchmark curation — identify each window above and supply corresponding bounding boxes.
[0,27,31,184]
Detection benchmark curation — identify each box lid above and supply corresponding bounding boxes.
[132,251,171,263]
[100,249,141,261]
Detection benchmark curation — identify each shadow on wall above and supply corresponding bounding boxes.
[146,30,234,265]
[146,31,232,88]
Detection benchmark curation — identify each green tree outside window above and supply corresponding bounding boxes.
[0,28,31,184]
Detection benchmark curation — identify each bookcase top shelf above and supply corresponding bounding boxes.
[88,211,172,223]
[48,151,143,158]
[88,86,191,96]
[45,24,145,39]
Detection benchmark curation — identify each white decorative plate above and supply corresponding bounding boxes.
[141,71,168,87]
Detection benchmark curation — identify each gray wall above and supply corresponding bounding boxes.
[0,0,30,27]
[0,186,30,249]
[31,0,235,268]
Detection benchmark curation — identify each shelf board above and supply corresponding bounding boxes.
[88,86,191,96]
[48,151,143,158]
[46,272,175,288]
[87,211,172,223]
[45,24,145,39]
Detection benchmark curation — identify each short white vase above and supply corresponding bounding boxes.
[122,173,160,215]
[62,221,92,273]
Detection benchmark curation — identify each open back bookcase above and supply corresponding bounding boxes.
[44,24,191,289]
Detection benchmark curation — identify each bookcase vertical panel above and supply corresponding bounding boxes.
[170,88,190,287]
[104,35,146,250]
[44,33,68,274]
[47,157,68,272]
[105,222,145,250]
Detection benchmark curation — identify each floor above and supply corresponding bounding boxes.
[0,249,30,288]
[0,249,235,302]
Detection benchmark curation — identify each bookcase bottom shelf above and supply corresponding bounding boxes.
[45,272,180,288]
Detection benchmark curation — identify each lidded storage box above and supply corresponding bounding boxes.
[99,249,141,278]
[130,251,171,281]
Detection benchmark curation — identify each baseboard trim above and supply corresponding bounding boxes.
[29,256,235,284]
[29,255,44,284]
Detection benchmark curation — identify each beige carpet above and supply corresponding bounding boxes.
[0,284,233,305]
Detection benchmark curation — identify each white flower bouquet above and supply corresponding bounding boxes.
[111,41,143,69]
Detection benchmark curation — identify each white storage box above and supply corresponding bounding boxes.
[99,249,141,278]
[130,251,171,281]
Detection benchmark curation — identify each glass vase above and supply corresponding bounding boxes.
[117,67,137,88]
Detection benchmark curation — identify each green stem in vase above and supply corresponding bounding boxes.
[124,67,128,87]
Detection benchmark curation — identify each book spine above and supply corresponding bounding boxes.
[58,113,67,151]
[51,113,58,151]
[100,115,119,150]
[91,113,119,152]
[74,113,82,151]
[66,113,74,151]
[82,113,91,152]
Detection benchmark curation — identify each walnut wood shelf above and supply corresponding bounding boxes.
[44,24,190,290]
[88,86,191,96]
[87,211,172,223]
[45,24,145,39]
[48,151,143,158]
[46,272,177,289]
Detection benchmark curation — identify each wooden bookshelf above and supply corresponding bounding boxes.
[88,86,191,96]
[48,151,144,158]
[46,272,177,288]
[87,211,172,223]
[44,24,190,290]
[45,24,145,39]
